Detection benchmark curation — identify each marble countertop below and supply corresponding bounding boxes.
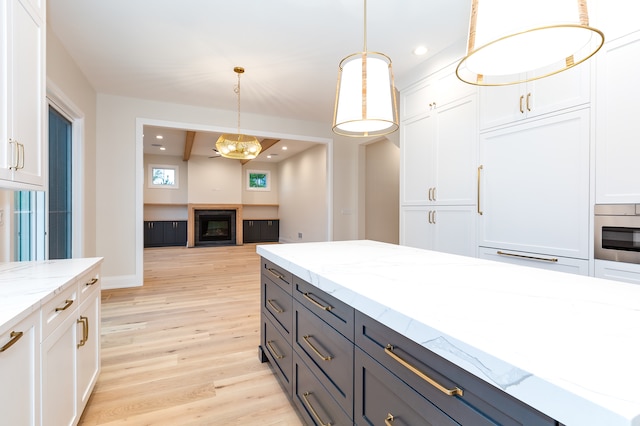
[257,240,640,426]
[0,258,104,335]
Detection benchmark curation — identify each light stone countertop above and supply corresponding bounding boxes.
[257,240,640,426]
[0,258,104,336]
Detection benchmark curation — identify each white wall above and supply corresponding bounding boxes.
[187,156,242,204]
[365,139,400,244]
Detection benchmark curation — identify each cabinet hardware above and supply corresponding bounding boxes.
[55,299,74,312]
[267,267,285,281]
[385,413,395,426]
[267,299,284,314]
[0,331,23,352]
[85,277,99,287]
[385,344,463,397]
[303,292,332,311]
[266,340,285,359]
[303,335,333,361]
[432,210,436,224]
[301,392,332,426]
[8,139,20,170]
[526,92,532,111]
[496,251,558,263]
[519,95,525,114]
[477,165,483,215]
[77,316,89,348]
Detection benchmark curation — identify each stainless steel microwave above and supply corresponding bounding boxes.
[594,204,640,264]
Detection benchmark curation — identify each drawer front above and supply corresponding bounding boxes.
[263,315,293,396]
[355,347,459,426]
[263,275,293,336]
[77,266,100,304]
[293,276,354,341]
[294,300,353,417]
[355,312,556,426]
[293,352,352,426]
[42,283,78,338]
[262,258,293,293]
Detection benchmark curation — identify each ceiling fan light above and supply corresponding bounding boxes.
[456,0,604,86]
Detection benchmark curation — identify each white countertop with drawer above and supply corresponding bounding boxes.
[257,240,640,426]
[0,258,103,335]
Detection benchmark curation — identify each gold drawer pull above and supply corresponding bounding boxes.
[267,267,285,281]
[497,251,558,263]
[55,299,74,312]
[267,299,284,314]
[77,316,89,348]
[85,277,99,286]
[477,165,483,215]
[303,292,332,311]
[1,331,24,352]
[385,413,395,426]
[385,344,463,397]
[301,392,332,426]
[303,335,332,361]
[266,340,285,359]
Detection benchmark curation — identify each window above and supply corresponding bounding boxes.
[148,164,179,188]
[246,169,270,191]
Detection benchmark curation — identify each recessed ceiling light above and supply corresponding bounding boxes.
[156,135,163,140]
[267,155,272,159]
[282,146,288,150]
[413,45,428,56]
[159,147,166,151]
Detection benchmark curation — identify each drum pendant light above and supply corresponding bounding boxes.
[332,0,399,137]
[216,67,262,159]
[456,0,604,86]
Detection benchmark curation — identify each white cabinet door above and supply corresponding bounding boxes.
[401,206,476,257]
[479,247,589,275]
[479,65,590,130]
[479,109,590,259]
[77,286,101,415]
[595,31,640,204]
[0,0,45,188]
[595,259,640,285]
[42,312,78,426]
[0,313,39,426]
[401,112,435,205]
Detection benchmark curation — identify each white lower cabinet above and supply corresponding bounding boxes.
[595,259,640,285]
[401,206,477,257]
[479,247,589,275]
[77,280,101,414]
[0,311,40,426]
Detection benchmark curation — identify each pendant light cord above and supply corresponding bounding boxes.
[236,72,241,135]
[363,0,367,52]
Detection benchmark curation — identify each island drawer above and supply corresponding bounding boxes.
[263,314,293,396]
[41,282,78,338]
[262,273,292,336]
[262,258,293,293]
[293,352,352,426]
[77,266,100,304]
[294,300,353,418]
[355,347,460,426]
[355,312,557,426]
[293,276,354,341]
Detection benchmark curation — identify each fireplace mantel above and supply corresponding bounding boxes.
[187,204,243,247]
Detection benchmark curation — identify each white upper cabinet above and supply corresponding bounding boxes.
[0,0,46,189]
[595,30,640,203]
[479,64,591,131]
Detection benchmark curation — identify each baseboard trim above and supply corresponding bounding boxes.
[101,274,142,290]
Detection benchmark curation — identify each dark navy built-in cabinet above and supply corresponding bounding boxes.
[143,221,187,247]
[243,219,279,243]
[259,257,560,426]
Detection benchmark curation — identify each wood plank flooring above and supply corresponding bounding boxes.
[79,244,303,425]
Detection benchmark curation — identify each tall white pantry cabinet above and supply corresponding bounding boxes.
[0,0,46,189]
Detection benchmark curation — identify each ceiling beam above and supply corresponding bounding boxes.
[241,138,280,165]
[183,131,196,161]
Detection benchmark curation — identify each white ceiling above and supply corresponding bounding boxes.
[47,0,472,161]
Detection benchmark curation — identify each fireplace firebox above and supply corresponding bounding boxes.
[194,210,237,246]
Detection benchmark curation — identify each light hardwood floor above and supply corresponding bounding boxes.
[79,244,303,425]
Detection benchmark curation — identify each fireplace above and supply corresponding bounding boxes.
[194,210,237,246]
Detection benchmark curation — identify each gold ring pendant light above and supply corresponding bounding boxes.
[456,0,604,86]
[332,0,399,137]
[216,67,262,159]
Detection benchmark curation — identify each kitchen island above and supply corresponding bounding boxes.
[257,240,640,426]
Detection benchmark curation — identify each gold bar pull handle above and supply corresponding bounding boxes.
[385,413,395,426]
[303,292,332,311]
[301,392,332,426]
[477,165,483,215]
[8,139,19,170]
[303,335,332,361]
[77,316,89,348]
[55,299,74,312]
[1,331,24,352]
[519,95,524,113]
[266,340,285,359]
[85,277,99,286]
[17,142,25,169]
[385,344,463,397]
[497,251,558,263]
[526,92,532,111]
[267,267,285,281]
[267,299,284,314]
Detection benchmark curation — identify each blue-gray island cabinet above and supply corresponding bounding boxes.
[257,240,640,426]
